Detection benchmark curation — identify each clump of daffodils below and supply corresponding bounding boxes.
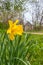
[7,20,23,40]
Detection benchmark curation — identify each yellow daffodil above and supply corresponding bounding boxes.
[7,20,23,40]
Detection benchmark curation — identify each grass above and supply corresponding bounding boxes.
[27,34,43,65]
[0,30,43,65]
[28,30,43,33]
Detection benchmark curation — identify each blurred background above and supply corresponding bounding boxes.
[0,0,43,31]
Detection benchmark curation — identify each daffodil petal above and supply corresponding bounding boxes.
[7,28,11,34]
[17,25,23,32]
[15,25,23,35]
[14,20,19,25]
[8,20,13,27]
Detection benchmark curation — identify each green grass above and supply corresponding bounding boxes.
[28,30,43,32]
[27,34,43,65]
[0,30,43,65]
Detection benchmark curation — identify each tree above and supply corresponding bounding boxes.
[14,0,28,21]
[30,0,40,27]
[40,10,43,29]
[0,0,29,22]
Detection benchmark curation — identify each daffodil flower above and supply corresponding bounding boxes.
[7,20,23,40]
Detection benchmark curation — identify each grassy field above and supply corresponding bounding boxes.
[27,34,43,65]
[0,30,43,65]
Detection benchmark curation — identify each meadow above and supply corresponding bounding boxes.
[0,30,43,65]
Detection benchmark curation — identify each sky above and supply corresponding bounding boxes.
[23,4,32,24]
[23,0,43,24]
